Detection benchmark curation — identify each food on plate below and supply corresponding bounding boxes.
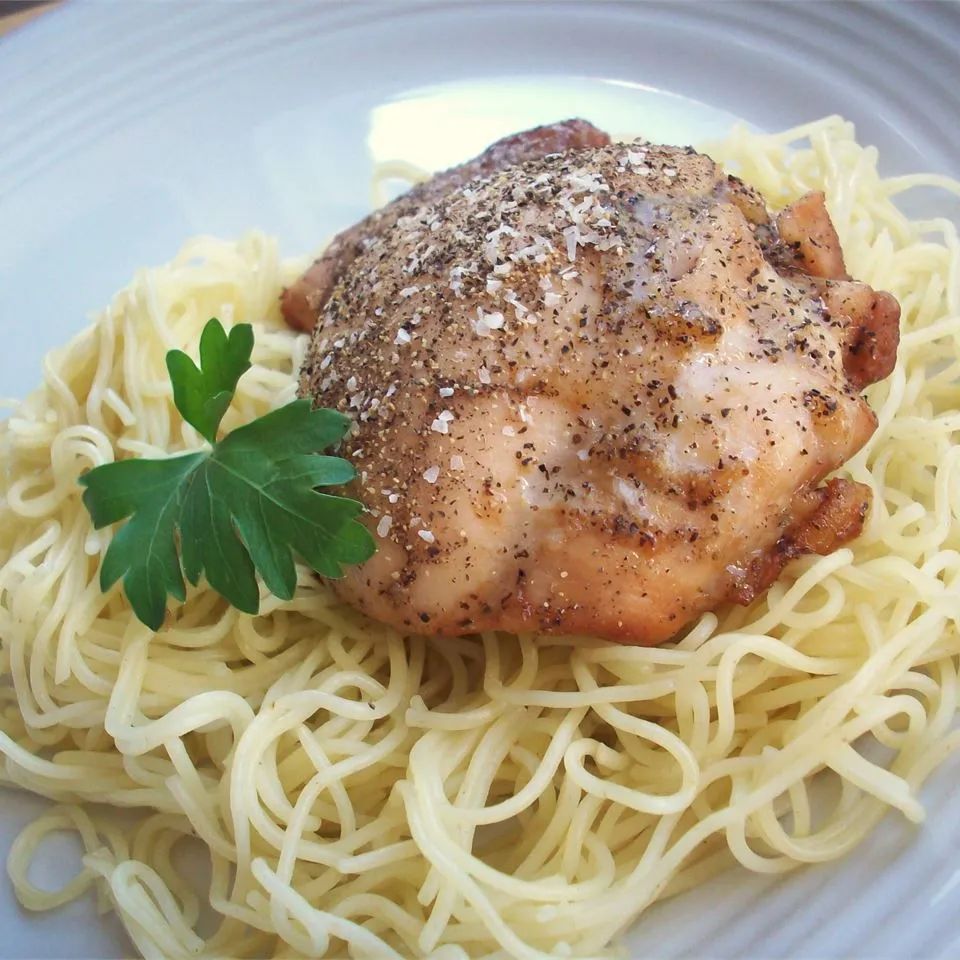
[288,124,900,644]
[0,117,958,960]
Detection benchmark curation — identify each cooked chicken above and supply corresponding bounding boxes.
[289,121,900,645]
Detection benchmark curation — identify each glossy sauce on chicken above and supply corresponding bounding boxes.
[289,121,900,645]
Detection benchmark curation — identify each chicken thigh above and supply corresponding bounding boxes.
[289,121,899,645]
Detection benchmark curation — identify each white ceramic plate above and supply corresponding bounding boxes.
[2,2,960,957]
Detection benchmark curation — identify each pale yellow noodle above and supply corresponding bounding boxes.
[0,118,958,958]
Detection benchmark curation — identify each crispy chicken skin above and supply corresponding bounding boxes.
[289,122,900,645]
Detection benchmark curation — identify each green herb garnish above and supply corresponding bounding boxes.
[80,318,374,630]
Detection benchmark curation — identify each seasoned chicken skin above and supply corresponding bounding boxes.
[282,120,611,332]
[291,122,900,645]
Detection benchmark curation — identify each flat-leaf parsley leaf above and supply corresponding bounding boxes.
[80,318,375,630]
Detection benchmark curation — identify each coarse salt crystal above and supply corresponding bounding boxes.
[385,383,397,398]
[439,386,455,398]
[399,285,420,298]
[376,515,393,537]
[472,308,505,337]
[502,426,516,437]
[388,493,400,504]
[418,529,436,543]
[478,366,492,385]
[422,465,440,484]
[486,277,503,294]
[430,418,449,434]
[346,376,358,391]
[450,455,465,470]
[577,449,590,461]
[543,292,563,307]
[320,354,333,370]
[566,170,606,192]
[438,409,455,422]
[394,328,412,345]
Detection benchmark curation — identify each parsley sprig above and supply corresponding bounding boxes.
[80,318,375,630]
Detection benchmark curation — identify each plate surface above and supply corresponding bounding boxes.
[1,2,960,957]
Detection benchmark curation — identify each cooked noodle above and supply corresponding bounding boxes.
[1,116,959,959]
